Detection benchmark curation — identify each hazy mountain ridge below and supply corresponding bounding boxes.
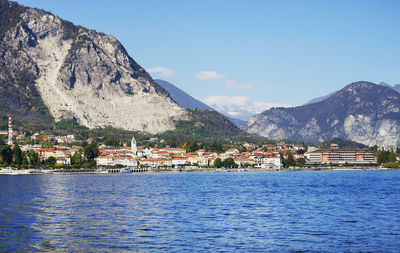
[155,79,211,110]
[155,79,246,126]
[0,0,187,133]
[244,81,400,147]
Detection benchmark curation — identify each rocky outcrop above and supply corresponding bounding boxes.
[244,82,400,147]
[0,0,187,133]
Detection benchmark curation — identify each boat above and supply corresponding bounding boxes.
[119,167,132,173]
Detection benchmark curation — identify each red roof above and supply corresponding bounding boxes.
[142,158,171,162]
[37,148,54,152]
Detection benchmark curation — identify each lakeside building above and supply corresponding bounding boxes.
[307,145,377,165]
[172,157,188,169]
[37,147,71,164]
[253,152,283,170]
[96,155,138,167]
[234,157,255,167]
[141,158,172,169]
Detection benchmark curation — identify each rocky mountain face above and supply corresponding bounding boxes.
[304,81,400,105]
[0,0,187,133]
[244,82,400,147]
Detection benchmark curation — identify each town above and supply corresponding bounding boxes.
[1,115,399,173]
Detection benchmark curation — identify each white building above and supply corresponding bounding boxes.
[172,157,188,168]
[96,155,138,167]
[261,157,282,170]
[131,136,137,155]
[140,158,172,168]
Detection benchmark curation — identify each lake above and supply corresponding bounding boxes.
[1,170,400,252]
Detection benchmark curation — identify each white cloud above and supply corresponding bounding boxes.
[203,95,289,121]
[225,80,253,91]
[195,71,226,80]
[146,67,176,77]
[203,95,249,107]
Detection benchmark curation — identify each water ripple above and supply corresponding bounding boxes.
[0,171,400,252]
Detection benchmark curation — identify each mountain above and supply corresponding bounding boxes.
[304,91,337,105]
[203,95,287,122]
[379,82,400,94]
[244,81,400,147]
[155,79,211,110]
[304,81,400,105]
[225,116,246,127]
[155,79,246,126]
[0,0,187,134]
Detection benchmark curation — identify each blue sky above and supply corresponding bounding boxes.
[17,0,400,107]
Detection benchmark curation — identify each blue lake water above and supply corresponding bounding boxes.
[1,170,400,252]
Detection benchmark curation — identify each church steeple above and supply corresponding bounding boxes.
[131,136,137,155]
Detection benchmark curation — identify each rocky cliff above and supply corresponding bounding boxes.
[0,0,187,133]
[244,82,400,147]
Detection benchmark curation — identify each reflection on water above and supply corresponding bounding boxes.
[1,171,400,251]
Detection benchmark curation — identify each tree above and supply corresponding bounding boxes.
[222,158,237,168]
[376,149,396,164]
[13,145,22,167]
[84,142,99,162]
[28,150,39,166]
[46,156,57,167]
[21,152,29,167]
[239,146,247,153]
[1,146,13,165]
[41,141,53,148]
[297,157,306,168]
[285,152,296,167]
[104,134,120,146]
[369,145,378,152]
[71,150,84,166]
[186,140,199,153]
[182,142,187,150]
[389,152,396,163]
[213,158,222,168]
[384,162,399,169]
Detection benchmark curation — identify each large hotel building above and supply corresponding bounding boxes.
[308,144,377,165]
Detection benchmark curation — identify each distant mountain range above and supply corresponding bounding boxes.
[156,78,287,126]
[155,79,246,126]
[203,96,288,123]
[244,81,400,147]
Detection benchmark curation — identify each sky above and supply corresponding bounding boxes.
[16,0,400,107]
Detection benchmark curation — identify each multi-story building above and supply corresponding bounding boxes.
[307,145,377,165]
[140,158,172,169]
[253,152,283,169]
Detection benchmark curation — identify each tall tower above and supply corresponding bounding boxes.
[131,135,137,155]
[7,114,12,145]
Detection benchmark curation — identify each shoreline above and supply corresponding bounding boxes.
[0,166,393,175]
